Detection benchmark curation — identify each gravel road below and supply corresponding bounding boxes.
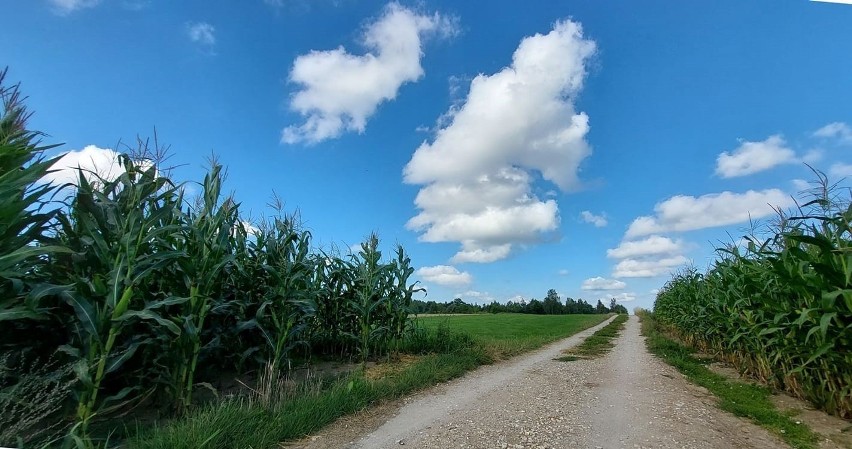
[290,316,787,449]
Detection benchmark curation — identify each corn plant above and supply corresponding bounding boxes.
[236,216,317,371]
[655,173,852,418]
[164,164,239,413]
[52,156,186,440]
[0,69,69,331]
[349,234,391,368]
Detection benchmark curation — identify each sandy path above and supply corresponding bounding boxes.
[290,316,787,449]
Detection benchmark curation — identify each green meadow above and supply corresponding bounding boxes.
[417,313,609,359]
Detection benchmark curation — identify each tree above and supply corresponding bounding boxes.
[595,299,610,314]
[542,289,563,315]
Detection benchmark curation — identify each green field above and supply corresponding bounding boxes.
[416,313,609,359]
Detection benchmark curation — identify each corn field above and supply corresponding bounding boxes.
[0,71,422,446]
[654,177,852,419]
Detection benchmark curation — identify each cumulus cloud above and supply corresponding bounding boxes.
[49,0,100,15]
[416,265,473,287]
[456,290,494,303]
[600,292,636,303]
[404,19,596,263]
[613,255,689,278]
[625,189,793,238]
[814,122,852,145]
[581,276,626,291]
[580,210,607,227]
[829,162,852,179]
[187,22,216,48]
[42,145,127,187]
[715,135,796,178]
[282,3,456,144]
[557,269,570,276]
[607,235,685,259]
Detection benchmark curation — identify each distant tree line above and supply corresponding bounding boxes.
[412,289,629,315]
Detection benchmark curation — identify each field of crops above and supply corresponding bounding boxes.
[0,72,424,447]
[654,180,852,419]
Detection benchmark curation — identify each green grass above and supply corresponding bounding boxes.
[559,313,627,359]
[129,348,489,449]
[638,311,821,449]
[417,313,609,359]
[131,314,606,449]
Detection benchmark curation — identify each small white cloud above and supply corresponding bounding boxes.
[43,145,125,187]
[581,276,626,291]
[416,265,473,287]
[404,19,596,263]
[649,288,660,295]
[456,290,494,303]
[187,22,216,47]
[814,122,852,145]
[829,162,852,179]
[282,3,456,144]
[625,189,793,238]
[791,178,811,192]
[557,268,570,276]
[49,0,100,15]
[607,235,685,259]
[600,292,636,303]
[715,135,796,178]
[579,210,607,227]
[613,256,689,278]
[802,148,823,164]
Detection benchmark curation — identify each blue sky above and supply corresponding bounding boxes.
[4,0,852,310]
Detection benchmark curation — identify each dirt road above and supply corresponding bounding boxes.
[291,316,787,448]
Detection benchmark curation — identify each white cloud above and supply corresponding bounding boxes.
[715,135,796,178]
[791,178,811,191]
[829,162,852,179]
[416,265,472,287]
[580,210,607,227]
[625,189,793,238]
[600,292,636,303]
[607,235,685,259]
[404,19,596,263]
[43,145,126,187]
[613,255,690,278]
[581,276,626,291]
[282,3,456,144]
[557,269,570,276]
[49,0,100,15]
[187,22,216,47]
[456,290,494,303]
[814,122,852,145]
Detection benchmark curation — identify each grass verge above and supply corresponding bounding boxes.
[130,314,606,449]
[128,348,488,449]
[637,311,820,449]
[557,314,627,361]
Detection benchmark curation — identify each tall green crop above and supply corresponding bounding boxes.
[655,176,852,418]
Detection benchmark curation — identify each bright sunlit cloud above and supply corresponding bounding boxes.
[282,3,456,144]
[404,19,596,263]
